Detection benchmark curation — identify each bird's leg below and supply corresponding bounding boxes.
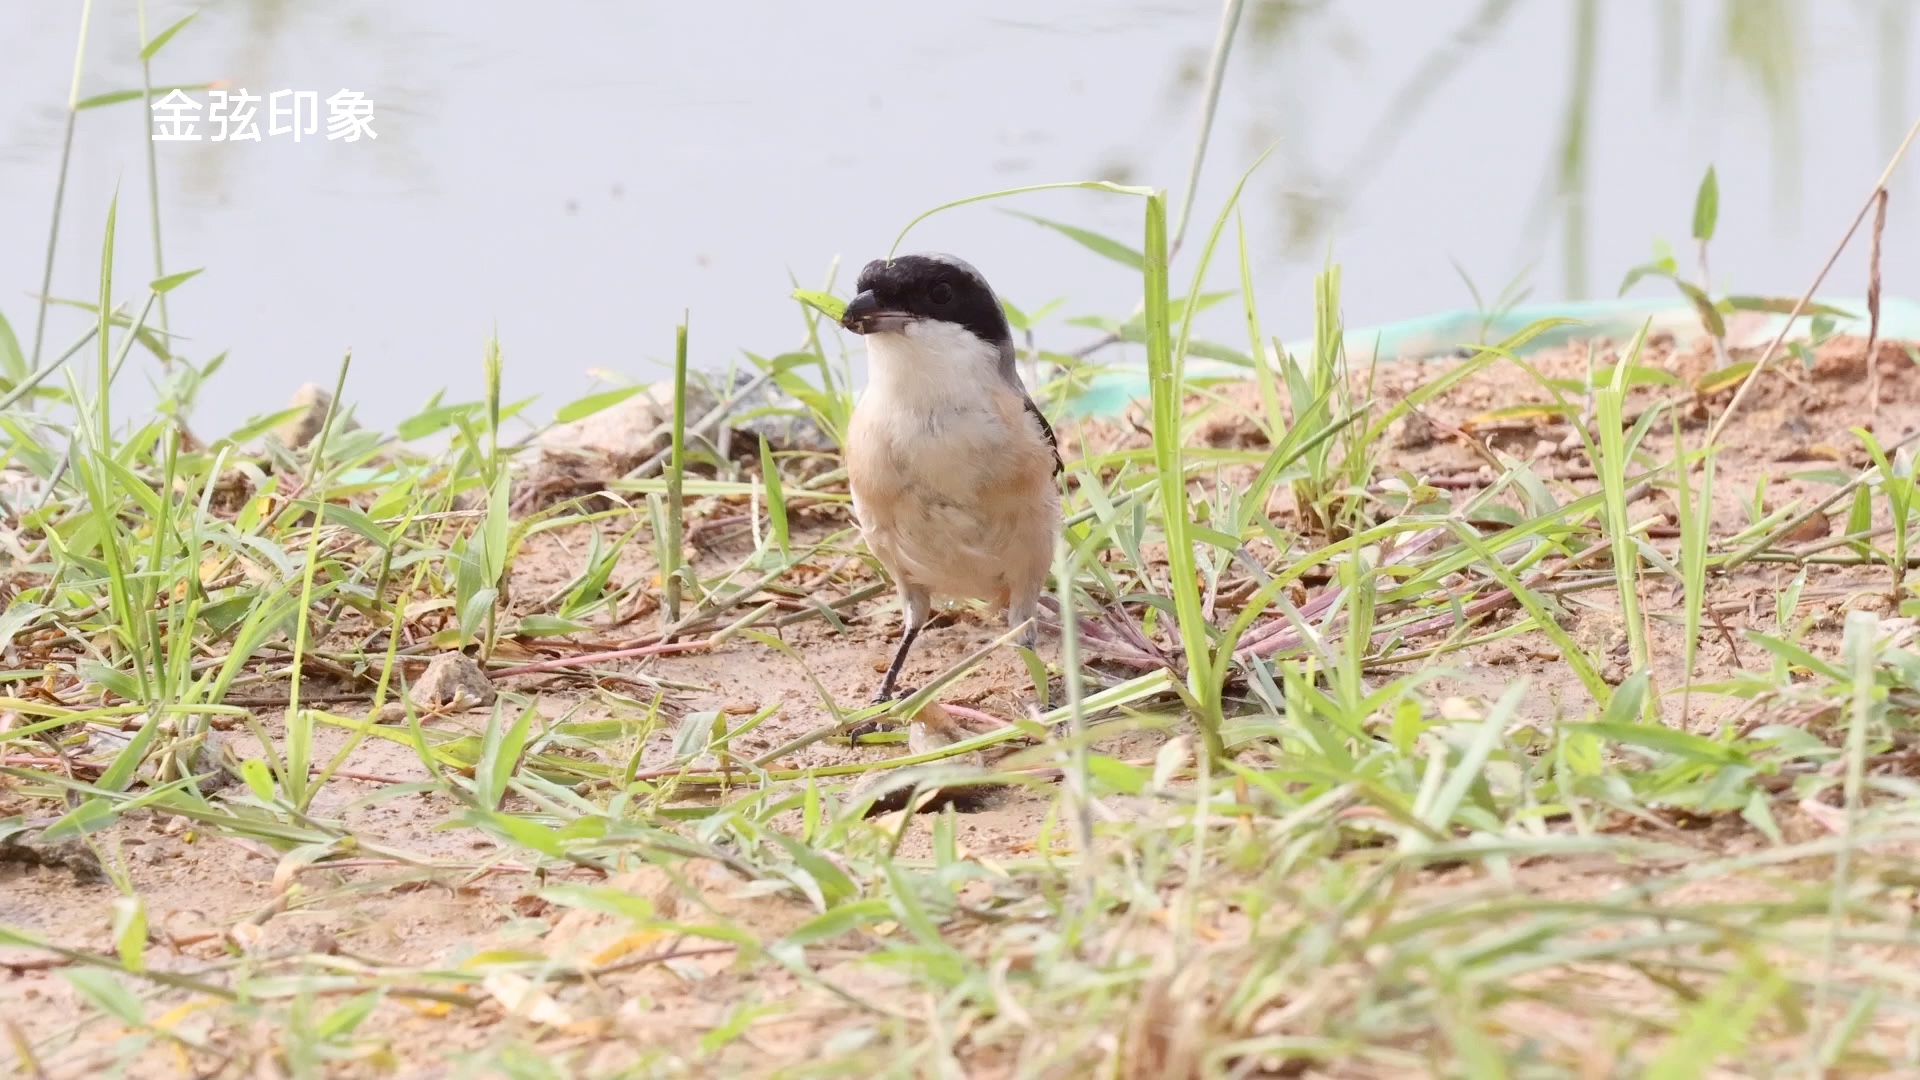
[1007,591,1040,652]
[873,622,922,704]
[1001,563,1051,652]
[1008,582,1064,722]
[850,584,930,742]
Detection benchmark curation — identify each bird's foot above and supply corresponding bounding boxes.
[869,683,908,705]
[849,685,916,743]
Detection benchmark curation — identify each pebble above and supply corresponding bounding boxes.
[273,384,358,450]
[396,652,496,716]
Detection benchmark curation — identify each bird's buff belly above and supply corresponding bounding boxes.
[862,489,1051,604]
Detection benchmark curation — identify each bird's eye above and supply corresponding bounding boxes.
[929,282,954,305]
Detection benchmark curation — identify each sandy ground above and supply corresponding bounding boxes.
[4,329,1920,1076]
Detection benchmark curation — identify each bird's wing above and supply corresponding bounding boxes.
[1022,393,1063,476]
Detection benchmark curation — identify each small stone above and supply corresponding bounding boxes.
[274,384,357,450]
[0,828,106,883]
[150,729,239,795]
[1779,512,1832,545]
[408,652,496,712]
[849,703,1007,817]
[1846,592,1894,614]
[904,702,995,766]
[1389,411,1435,452]
[537,370,831,471]
[537,384,680,467]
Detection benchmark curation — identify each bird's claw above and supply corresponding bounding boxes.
[869,683,916,705]
[849,685,916,743]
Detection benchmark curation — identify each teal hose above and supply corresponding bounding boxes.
[1065,295,1920,417]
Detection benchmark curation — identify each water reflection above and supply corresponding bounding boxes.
[1162,0,1909,298]
[0,1,1914,430]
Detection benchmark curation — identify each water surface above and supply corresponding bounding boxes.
[2,1,1914,431]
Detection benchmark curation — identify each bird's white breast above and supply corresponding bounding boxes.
[852,321,1015,490]
[860,319,1006,414]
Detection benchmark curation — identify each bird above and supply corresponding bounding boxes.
[839,252,1063,710]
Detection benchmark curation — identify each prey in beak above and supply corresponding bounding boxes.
[841,290,917,335]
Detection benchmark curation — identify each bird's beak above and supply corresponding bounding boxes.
[841,290,914,335]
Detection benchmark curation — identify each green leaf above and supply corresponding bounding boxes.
[96,718,166,795]
[1001,297,1032,331]
[776,898,891,953]
[1418,682,1526,835]
[140,13,197,60]
[75,89,147,110]
[1691,165,1718,242]
[1674,280,1726,338]
[792,289,846,322]
[759,437,790,556]
[0,308,25,384]
[880,860,944,947]
[483,469,512,584]
[1000,209,1144,269]
[511,615,593,637]
[1617,255,1678,296]
[801,778,822,843]
[111,895,148,972]
[467,809,564,858]
[1085,754,1149,795]
[77,660,141,704]
[396,397,472,441]
[99,457,165,521]
[63,969,144,1026]
[0,601,44,655]
[1644,956,1784,1079]
[1600,669,1651,726]
[241,758,277,803]
[1744,633,1846,682]
[1467,402,1583,424]
[1578,721,1747,766]
[39,797,116,842]
[457,586,498,642]
[149,268,202,294]
[76,83,211,110]
[671,710,723,761]
[311,502,393,549]
[538,883,657,922]
[767,832,856,907]
[316,992,382,1040]
[1694,360,1755,395]
[554,385,645,424]
[887,180,1153,257]
[475,703,537,808]
[228,404,312,444]
[1720,296,1856,319]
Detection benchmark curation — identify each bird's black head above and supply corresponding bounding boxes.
[839,253,1012,348]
